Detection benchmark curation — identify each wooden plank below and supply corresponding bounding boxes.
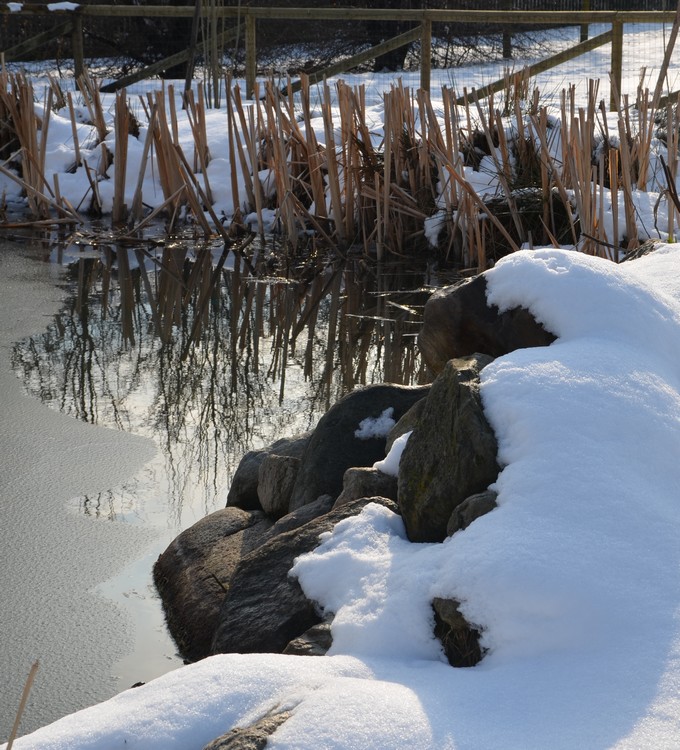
[2,19,73,60]
[99,25,239,93]
[1,5,676,26]
[283,26,423,97]
[456,27,613,105]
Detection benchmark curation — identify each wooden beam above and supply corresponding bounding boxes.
[99,25,239,93]
[2,19,73,61]
[282,26,422,97]
[1,5,676,27]
[456,28,613,106]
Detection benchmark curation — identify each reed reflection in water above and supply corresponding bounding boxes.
[12,238,435,533]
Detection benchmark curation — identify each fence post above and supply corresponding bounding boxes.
[580,0,590,43]
[245,13,257,100]
[610,19,623,111]
[502,0,512,59]
[420,19,431,93]
[71,15,84,78]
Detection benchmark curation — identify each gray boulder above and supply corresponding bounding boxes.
[153,507,273,662]
[398,355,499,542]
[227,433,310,511]
[385,394,429,454]
[334,466,398,508]
[418,273,556,375]
[447,490,498,536]
[283,620,333,656]
[289,384,430,510]
[258,453,301,518]
[211,496,399,655]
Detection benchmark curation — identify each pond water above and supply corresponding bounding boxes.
[5,233,439,737]
[13,239,432,532]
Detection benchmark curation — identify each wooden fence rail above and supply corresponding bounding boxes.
[1,6,676,104]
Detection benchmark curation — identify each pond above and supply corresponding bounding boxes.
[4,231,442,737]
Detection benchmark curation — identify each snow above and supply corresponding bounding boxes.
[354,407,396,439]
[7,244,680,749]
[47,2,79,10]
[373,430,411,476]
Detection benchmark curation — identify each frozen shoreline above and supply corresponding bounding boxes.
[0,242,163,741]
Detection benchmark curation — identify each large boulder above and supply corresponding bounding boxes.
[288,383,429,510]
[155,496,335,662]
[153,507,273,662]
[227,433,310,511]
[398,355,499,542]
[211,496,399,655]
[418,273,556,375]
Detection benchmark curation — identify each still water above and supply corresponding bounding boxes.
[13,240,430,532]
[5,235,433,736]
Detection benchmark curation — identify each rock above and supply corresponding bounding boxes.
[227,433,310,511]
[202,710,291,750]
[153,507,273,662]
[385,394,428,453]
[447,490,498,536]
[432,597,485,668]
[258,453,301,518]
[398,355,499,542]
[334,467,398,508]
[289,384,430,510]
[258,495,335,543]
[283,620,333,656]
[211,496,399,655]
[418,273,556,375]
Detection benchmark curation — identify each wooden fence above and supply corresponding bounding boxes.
[1,5,677,107]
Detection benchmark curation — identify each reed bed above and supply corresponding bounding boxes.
[1,68,679,270]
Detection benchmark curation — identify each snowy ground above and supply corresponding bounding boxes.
[4,20,680,750]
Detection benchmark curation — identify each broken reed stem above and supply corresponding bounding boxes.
[7,660,39,750]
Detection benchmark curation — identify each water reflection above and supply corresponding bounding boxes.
[12,238,435,533]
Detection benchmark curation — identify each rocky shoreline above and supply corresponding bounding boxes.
[153,269,555,748]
